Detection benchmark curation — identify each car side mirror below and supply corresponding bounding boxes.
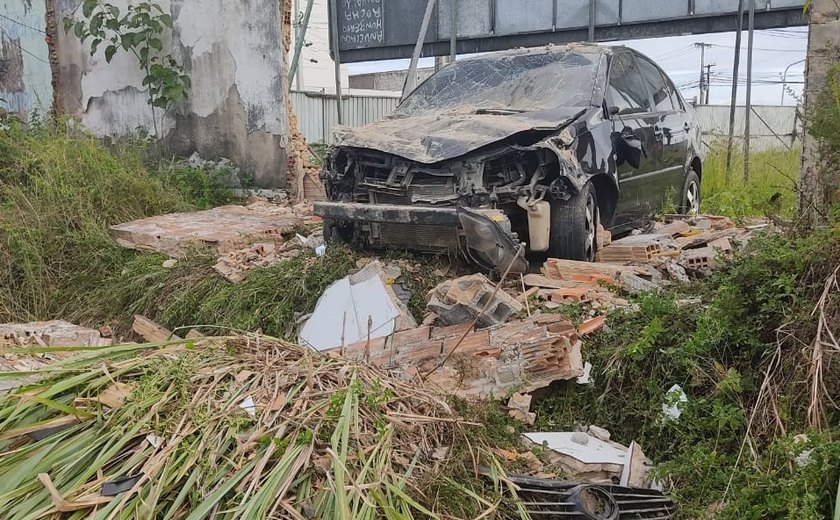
[617,128,643,169]
[608,105,620,116]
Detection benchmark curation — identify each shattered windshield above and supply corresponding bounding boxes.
[396,50,599,116]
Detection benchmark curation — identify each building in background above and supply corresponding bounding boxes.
[349,67,433,92]
[0,0,52,118]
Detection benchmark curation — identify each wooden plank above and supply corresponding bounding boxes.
[132,315,181,343]
[542,258,624,280]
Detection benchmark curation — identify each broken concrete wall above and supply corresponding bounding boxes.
[799,0,840,219]
[0,0,53,118]
[54,0,289,188]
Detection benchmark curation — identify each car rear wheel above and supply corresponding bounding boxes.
[549,182,598,262]
[679,170,701,215]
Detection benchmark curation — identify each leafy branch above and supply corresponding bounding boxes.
[63,0,190,136]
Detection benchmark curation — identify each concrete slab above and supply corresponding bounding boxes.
[109,202,302,257]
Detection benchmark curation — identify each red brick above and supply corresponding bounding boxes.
[430,322,475,340]
[442,330,494,356]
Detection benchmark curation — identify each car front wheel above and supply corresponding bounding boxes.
[549,182,598,262]
[323,218,354,244]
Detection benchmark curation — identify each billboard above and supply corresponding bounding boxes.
[333,0,806,62]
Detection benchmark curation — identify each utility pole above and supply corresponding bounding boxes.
[743,0,755,182]
[450,0,457,62]
[403,0,437,99]
[704,63,715,105]
[329,0,343,124]
[695,42,712,105]
[289,0,315,90]
[725,0,745,182]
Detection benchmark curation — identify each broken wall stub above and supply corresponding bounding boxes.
[800,0,840,220]
[0,0,54,118]
[54,0,289,188]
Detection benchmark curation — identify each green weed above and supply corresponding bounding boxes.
[531,226,840,518]
[0,120,188,321]
[153,159,241,209]
[701,144,800,220]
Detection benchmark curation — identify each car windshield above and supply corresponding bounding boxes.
[396,50,600,116]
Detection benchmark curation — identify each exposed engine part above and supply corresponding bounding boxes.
[517,196,551,252]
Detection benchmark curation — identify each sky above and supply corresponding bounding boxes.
[346,27,809,106]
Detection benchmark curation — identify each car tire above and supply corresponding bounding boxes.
[549,182,598,262]
[323,219,353,244]
[679,170,701,215]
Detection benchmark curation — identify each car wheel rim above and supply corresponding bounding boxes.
[686,181,700,215]
[585,193,596,261]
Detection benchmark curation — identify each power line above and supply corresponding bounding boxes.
[0,13,46,34]
[710,43,804,53]
[0,26,49,64]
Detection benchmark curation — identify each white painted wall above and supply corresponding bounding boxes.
[290,0,349,92]
[56,0,290,188]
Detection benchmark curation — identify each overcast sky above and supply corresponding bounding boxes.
[347,27,809,106]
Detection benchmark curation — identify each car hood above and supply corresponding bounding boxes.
[331,107,588,164]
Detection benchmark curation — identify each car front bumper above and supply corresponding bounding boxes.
[313,202,528,273]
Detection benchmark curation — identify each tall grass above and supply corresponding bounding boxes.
[701,143,801,220]
[0,121,443,337]
[0,121,189,321]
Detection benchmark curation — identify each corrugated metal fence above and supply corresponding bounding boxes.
[291,90,400,145]
[292,91,801,152]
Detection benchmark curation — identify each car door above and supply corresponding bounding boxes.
[606,51,659,228]
[635,55,689,212]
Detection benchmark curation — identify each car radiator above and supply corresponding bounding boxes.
[375,222,460,250]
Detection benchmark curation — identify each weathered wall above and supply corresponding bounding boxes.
[55,0,289,188]
[799,0,840,219]
[697,105,802,151]
[0,0,53,117]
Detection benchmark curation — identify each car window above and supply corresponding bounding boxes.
[663,72,684,111]
[637,57,674,112]
[396,51,600,115]
[606,53,651,115]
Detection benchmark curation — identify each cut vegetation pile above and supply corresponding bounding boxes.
[0,336,510,519]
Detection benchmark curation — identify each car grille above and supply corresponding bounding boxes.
[376,223,459,250]
[373,181,456,205]
[497,474,676,519]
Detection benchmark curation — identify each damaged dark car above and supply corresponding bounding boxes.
[315,44,703,273]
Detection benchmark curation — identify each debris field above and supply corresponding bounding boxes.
[0,199,766,518]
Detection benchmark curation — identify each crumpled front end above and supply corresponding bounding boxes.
[314,108,599,273]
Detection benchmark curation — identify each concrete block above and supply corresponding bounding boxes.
[427,274,524,328]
